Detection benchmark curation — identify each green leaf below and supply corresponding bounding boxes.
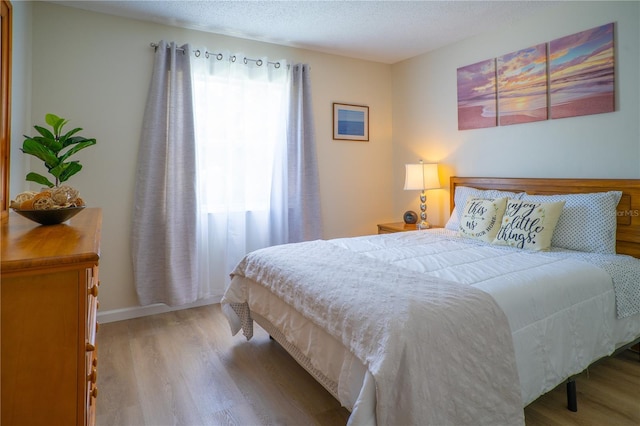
[45,113,68,137]
[31,136,63,153]
[21,139,60,168]
[51,161,82,183]
[45,113,61,126]
[59,139,97,163]
[60,127,83,146]
[33,125,55,140]
[62,135,92,148]
[25,172,55,188]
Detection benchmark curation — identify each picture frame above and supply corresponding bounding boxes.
[333,103,369,141]
[456,22,615,130]
[549,22,614,119]
[457,59,497,130]
[497,43,547,126]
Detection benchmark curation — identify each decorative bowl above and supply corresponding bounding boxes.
[12,206,85,225]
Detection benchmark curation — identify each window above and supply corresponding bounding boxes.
[192,62,289,214]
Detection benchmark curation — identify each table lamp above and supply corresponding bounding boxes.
[404,160,440,229]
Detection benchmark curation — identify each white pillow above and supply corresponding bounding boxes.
[445,207,459,230]
[458,197,507,242]
[493,199,565,251]
[521,191,622,254]
[445,186,524,231]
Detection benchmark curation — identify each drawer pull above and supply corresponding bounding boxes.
[86,342,96,352]
[88,367,97,383]
[89,385,98,406]
[88,285,99,297]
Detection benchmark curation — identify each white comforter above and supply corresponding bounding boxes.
[331,229,640,404]
[222,229,640,424]
[226,238,524,425]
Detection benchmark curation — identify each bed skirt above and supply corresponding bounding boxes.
[253,312,341,401]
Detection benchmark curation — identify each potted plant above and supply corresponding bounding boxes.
[22,113,96,188]
[10,113,97,224]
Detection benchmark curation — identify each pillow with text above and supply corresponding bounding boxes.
[446,186,524,231]
[458,197,507,242]
[493,199,565,251]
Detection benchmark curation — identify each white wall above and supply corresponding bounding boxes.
[19,2,393,313]
[391,1,640,228]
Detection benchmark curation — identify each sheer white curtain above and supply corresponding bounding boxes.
[192,53,292,299]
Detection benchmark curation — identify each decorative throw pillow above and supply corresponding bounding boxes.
[521,191,622,254]
[445,186,524,231]
[493,199,565,251]
[458,197,507,242]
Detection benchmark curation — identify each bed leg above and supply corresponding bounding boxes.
[567,378,577,412]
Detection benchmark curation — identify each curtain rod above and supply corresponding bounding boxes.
[149,43,282,68]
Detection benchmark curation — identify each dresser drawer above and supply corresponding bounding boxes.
[86,266,99,426]
[87,267,99,349]
[86,349,98,426]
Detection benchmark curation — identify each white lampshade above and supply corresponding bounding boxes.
[404,163,440,191]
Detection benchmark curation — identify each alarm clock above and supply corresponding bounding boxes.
[403,210,418,224]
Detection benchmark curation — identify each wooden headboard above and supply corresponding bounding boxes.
[450,177,640,258]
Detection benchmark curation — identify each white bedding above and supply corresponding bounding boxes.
[222,229,640,424]
[226,238,524,425]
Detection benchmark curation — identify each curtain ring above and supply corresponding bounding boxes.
[274,62,281,69]
[231,55,236,62]
[256,59,263,66]
[243,57,248,64]
[217,53,223,61]
[204,51,209,59]
[195,49,201,57]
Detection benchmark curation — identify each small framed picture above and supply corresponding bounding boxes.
[333,103,369,141]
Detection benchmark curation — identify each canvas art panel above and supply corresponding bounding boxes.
[497,43,548,126]
[333,103,369,141]
[549,22,615,119]
[456,59,497,130]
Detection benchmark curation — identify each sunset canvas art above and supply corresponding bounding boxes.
[549,23,615,119]
[497,43,548,126]
[457,59,497,130]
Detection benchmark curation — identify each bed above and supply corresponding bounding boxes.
[221,177,640,425]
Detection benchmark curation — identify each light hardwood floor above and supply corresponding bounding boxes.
[97,304,639,425]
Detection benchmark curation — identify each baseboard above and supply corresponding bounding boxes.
[97,296,222,323]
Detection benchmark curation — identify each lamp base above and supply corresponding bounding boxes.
[417,220,431,230]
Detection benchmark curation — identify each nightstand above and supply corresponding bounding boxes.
[377,222,418,234]
[377,222,443,234]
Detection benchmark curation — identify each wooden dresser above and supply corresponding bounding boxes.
[1,208,102,426]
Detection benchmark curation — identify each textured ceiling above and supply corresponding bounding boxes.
[50,1,560,64]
